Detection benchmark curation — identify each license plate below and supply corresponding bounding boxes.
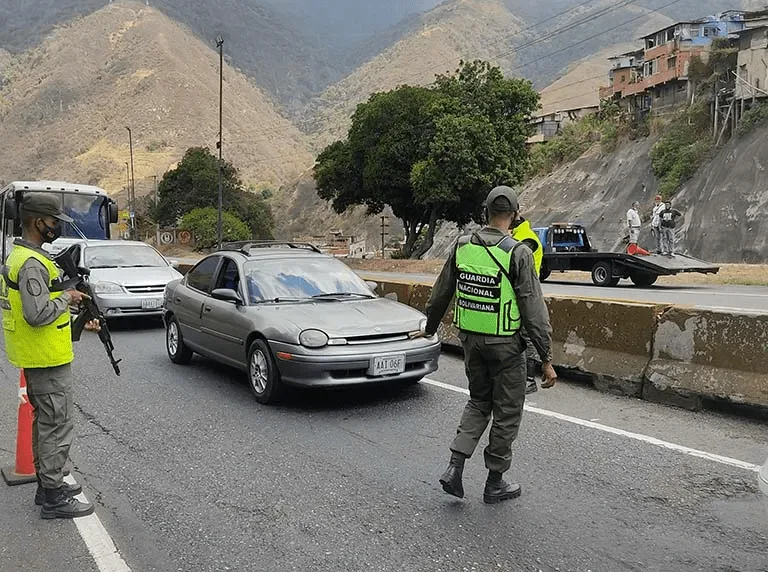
[141,298,162,310]
[370,354,406,376]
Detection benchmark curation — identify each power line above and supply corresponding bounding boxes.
[540,72,608,95]
[539,89,603,110]
[516,0,602,34]
[509,0,685,73]
[499,0,642,59]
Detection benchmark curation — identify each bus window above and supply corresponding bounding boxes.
[62,194,109,239]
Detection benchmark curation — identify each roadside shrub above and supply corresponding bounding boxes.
[179,207,250,250]
[650,104,712,197]
[736,102,768,137]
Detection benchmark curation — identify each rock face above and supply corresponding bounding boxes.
[674,126,768,263]
[427,126,768,264]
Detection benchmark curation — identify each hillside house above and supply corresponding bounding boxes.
[599,11,749,114]
[526,106,599,145]
[734,23,768,103]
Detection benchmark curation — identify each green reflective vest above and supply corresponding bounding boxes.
[0,245,74,369]
[511,220,543,275]
[453,235,521,336]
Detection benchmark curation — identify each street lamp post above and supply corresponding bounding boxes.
[124,162,130,240]
[216,35,224,251]
[125,127,136,240]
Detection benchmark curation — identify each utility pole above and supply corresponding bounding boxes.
[126,126,136,240]
[124,162,130,239]
[216,35,224,251]
[380,215,389,259]
[152,174,159,244]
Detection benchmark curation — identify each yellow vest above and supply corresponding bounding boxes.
[0,245,74,368]
[511,220,543,274]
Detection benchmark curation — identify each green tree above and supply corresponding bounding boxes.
[313,60,539,258]
[179,208,251,249]
[155,146,274,239]
[236,194,274,240]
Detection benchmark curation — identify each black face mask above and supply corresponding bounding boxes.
[36,219,63,243]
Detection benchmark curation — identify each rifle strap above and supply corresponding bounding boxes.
[470,232,523,287]
[1,265,19,291]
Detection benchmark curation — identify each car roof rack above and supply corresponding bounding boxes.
[219,241,323,255]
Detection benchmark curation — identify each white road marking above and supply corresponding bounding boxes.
[63,474,132,572]
[698,306,766,315]
[422,378,761,473]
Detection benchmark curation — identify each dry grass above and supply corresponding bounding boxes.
[0,1,314,196]
[344,258,768,287]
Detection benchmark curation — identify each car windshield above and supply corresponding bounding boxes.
[84,244,168,269]
[243,257,373,303]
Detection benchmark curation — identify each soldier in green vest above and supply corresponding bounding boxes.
[424,186,556,504]
[0,193,99,519]
[511,216,544,395]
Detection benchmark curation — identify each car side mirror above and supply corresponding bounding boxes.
[365,280,378,292]
[211,288,243,305]
[384,292,398,302]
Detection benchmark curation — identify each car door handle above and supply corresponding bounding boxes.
[175,297,182,303]
[204,305,212,312]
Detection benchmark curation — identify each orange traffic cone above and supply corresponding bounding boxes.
[1,371,37,486]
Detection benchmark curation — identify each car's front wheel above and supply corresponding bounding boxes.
[247,339,283,404]
[166,315,193,365]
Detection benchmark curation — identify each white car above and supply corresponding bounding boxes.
[50,239,183,318]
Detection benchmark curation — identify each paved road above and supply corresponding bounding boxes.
[357,271,768,314]
[1,322,767,572]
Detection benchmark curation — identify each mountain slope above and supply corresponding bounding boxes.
[302,0,525,149]
[0,1,313,200]
[0,0,344,113]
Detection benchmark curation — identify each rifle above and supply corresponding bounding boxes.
[53,244,122,376]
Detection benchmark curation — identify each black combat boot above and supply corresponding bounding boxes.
[35,481,82,506]
[483,471,522,504]
[40,487,95,519]
[439,453,467,498]
[525,379,538,394]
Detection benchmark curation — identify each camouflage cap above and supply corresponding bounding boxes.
[20,193,73,223]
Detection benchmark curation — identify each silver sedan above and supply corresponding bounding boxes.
[75,240,183,318]
[162,243,441,404]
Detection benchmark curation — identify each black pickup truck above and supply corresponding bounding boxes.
[533,223,720,287]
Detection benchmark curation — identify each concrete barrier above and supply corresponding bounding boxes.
[645,308,768,410]
[371,278,768,413]
[547,297,663,398]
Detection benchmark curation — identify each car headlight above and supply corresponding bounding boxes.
[299,329,329,348]
[93,281,124,294]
